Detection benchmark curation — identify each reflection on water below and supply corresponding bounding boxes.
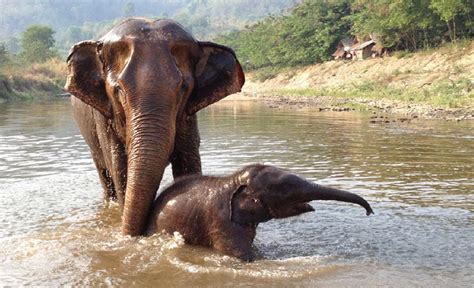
[0,100,473,286]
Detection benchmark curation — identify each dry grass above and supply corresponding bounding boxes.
[273,77,473,108]
[0,57,67,101]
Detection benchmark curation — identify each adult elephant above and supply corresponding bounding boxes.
[65,18,244,236]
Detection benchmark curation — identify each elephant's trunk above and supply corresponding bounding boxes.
[305,182,374,215]
[118,48,182,236]
[121,110,176,236]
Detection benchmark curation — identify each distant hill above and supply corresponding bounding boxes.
[0,0,301,56]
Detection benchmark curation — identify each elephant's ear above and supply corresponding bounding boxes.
[230,185,271,225]
[186,41,245,115]
[65,40,111,118]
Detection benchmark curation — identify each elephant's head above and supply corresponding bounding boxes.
[65,18,244,236]
[231,165,374,225]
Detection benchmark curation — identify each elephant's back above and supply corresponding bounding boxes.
[146,175,215,236]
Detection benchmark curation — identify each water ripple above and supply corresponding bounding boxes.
[0,100,473,286]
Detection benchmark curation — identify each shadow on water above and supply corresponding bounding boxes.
[0,99,473,286]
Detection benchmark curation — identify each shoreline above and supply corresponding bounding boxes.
[225,92,474,121]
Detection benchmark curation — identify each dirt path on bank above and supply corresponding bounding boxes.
[230,41,474,121]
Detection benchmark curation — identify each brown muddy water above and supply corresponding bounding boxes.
[0,100,473,286]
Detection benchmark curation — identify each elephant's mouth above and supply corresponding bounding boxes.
[271,201,315,219]
[292,202,315,214]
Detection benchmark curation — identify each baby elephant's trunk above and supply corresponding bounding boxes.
[305,183,374,215]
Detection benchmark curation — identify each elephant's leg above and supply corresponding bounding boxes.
[93,158,115,201]
[72,97,114,202]
[85,140,115,201]
[107,138,127,207]
[94,112,127,208]
[171,114,202,178]
[212,225,256,262]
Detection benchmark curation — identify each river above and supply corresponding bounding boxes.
[0,99,473,286]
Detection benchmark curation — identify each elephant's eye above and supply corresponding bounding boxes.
[97,45,104,62]
[115,85,126,102]
[179,82,190,97]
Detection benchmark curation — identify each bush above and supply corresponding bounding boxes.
[20,25,58,63]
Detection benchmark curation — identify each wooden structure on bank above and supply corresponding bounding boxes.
[331,37,357,60]
[332,37,388,60]
[371,43,388,57]
[351,39,375,60]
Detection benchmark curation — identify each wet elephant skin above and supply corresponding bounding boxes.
[65,18,245,236]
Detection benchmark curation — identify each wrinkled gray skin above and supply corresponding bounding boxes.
[146,164,374,261]
[65,18,244,236]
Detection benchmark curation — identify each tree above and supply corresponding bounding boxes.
[64,26,85,47]
[123,2,135,17]
[5,37,20,54]
[218,0,351,69]
[0,43,8,67]
[430,0,468,42]
[20,25,57,63]
[350,0,441,50]
[276,0,351,65]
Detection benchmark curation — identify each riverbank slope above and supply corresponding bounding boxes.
[0,58,66,102]
[237,40,474,120]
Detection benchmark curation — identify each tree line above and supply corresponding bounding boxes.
[0,25,58,67]
[217,0,474,70]
[1,0,472,68]
[0,0,298,65]
[1,0,299,57]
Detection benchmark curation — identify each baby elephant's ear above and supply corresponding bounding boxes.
[65,40,111,118]
[230,185,272,225]
[186,41,245,115]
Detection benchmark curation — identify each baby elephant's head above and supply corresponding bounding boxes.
[231,165,374,225]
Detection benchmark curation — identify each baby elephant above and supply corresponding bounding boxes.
[146,164,374,261]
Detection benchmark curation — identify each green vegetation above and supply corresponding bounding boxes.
[429,0,472,42]
[218,0,474,70]
[0,44,8,67]
[20,25,58,63]
[1,25,65,102]
[349,0,473,50]
[123,2,136,17]
[218,1,351,69]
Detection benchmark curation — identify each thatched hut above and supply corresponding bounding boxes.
[333,36,387,61]
[332,37,357,60]
[371,43,388,57]
[350,39,375,60]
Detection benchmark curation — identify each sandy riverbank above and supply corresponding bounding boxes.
[225,92,473,121]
